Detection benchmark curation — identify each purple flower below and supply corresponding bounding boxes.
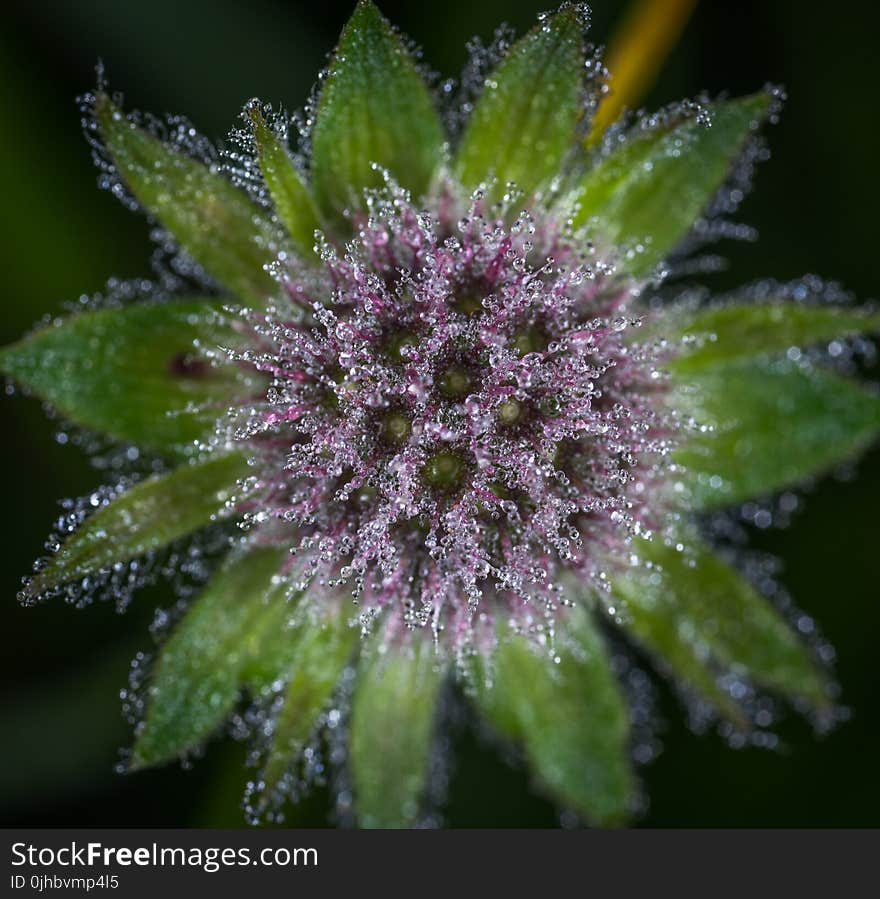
[2,2,879,827]
[224,188,670,656]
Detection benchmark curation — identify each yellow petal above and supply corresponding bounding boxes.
[589,0,698,143]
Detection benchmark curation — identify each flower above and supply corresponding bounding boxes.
[3,0,880,827]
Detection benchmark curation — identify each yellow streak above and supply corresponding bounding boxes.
[588,0,698,143]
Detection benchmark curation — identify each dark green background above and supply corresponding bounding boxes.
[2,0,878,826]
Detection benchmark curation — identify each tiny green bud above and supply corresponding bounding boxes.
[438,364,472,399]
[497,399,524,426]
[422,451,466,489]
[454,292,483,316]
[382,410,412,444]
[512,329,549,356]
[388,332,418,362]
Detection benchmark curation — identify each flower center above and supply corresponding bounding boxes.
[231,193,666,649]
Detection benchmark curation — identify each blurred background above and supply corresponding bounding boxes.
[2,0,878,827]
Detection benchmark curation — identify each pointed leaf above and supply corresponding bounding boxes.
[310,1,445,223]
[237,585,312,697]
[609,583,747,726]
[24,452,250,598]
[258,606,358,807]
[472,608,634,825]
[571,93,770,275]
[673,359,880,508]
[95,94,283,303]
[0,300,261,455]
[665,301,880,372]
[248,106,321,256]
[557,571,746,724]
[133,545,289,767]
[454,7,585,201]
[350,639,445,828]
[612,535,831,712]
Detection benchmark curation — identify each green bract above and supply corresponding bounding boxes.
[674,359,880,508]
[133,545,292,768]
[0,300,261,455]
[248,106,322,255]
[23,452,249,599]
[612,534,832,712]
[471,608,634,826]
[310,0,445,224]
[4,1,879,827]
[455,6,585,203]
[95,94,287,304]
[350,641,444,828]
[570,94,771,275]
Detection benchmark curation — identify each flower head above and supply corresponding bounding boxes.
[3,1,880,827]
[226,187,670,654]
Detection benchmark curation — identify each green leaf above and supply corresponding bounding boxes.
[0,299,261,455]
[24,452,250,598]
[258,606,358,808]
[472,608,633,825]
[673,359,880,508]
[612,535,831,713]
[95,93,283,303]
[248,105,321,256]
[665,301,880,372]
[608,582,747,727]
[570,93,770,275]
[349,639,445,828]
[133,545,290,767]
[310,1,445,224]
[454,7,584,202]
